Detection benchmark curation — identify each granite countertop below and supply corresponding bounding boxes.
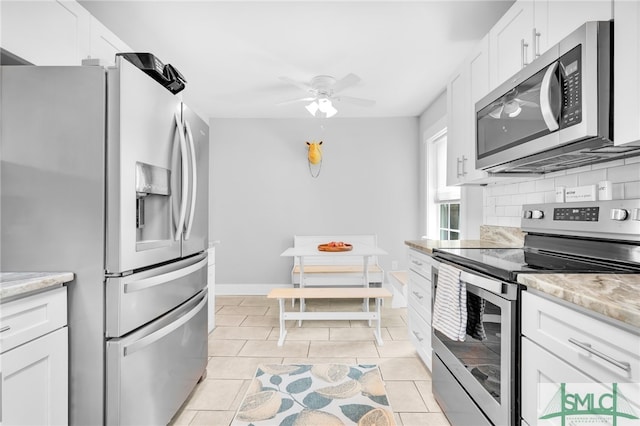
[0,272,74,302]
[517,273,640,329]
[405,239,521,254]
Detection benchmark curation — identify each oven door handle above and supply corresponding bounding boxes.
[459,269,506,295]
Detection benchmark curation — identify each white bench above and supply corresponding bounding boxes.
[267,287,393,346]
[290,235,385,288]
[388,271,408,308]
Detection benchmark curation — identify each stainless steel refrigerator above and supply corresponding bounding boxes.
[1,56,209,425]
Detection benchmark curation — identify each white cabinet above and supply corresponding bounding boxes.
[489,0,535,89]
[0,0,90,65]
[489,0,611,90]
[447,35,499,186]
[1,287,68,425]
[520,291,640,425]
[613,0,640,147]
[88,16,132,66]
[0,0,132,67]
[407,249,437,371]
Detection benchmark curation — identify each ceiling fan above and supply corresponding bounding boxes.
[277,73,376,117]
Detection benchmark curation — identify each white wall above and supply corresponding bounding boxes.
[484,157,640,226]
[210,117,419,288]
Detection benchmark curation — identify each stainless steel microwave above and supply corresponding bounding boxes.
[476,21,640,174]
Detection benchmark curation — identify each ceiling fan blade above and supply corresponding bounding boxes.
[275,97,316,106]
[333,95,376,107]
[332,73,361,93]
[278,76,313,93]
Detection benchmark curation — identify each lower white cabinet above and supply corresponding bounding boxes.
[407,249,437,371]
[1,287,68,425]
[520,291,640,425]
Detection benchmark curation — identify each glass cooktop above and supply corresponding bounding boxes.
[433,247,631,282]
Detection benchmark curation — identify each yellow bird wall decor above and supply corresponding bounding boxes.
[306,141,323,177]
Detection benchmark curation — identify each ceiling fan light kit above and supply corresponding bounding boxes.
[278,73,375,118]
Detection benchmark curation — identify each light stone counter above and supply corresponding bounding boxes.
[405,239,522,255]
[0,272,74,302]
[517,273,640,329]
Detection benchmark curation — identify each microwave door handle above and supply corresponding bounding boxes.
[540,62,560,131]
[174,112,189,240]
[184,119,197,240]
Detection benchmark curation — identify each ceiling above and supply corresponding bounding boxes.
[80,1,514,119]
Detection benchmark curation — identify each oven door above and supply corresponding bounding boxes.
[432,264,517,426]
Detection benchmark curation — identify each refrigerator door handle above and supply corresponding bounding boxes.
[123,292,207,357]
[174,111,189,241]
[184,119,197,241]
[124,256,208,293]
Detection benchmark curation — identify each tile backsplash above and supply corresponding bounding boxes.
[483,156,640,227]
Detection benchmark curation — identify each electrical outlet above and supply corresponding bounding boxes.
[391,260,398,270]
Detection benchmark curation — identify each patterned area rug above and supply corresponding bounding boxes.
[231,364,395,426]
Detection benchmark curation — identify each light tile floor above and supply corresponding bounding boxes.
[169,296,451,426]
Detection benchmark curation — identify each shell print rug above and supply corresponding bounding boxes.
[231,364,395,426]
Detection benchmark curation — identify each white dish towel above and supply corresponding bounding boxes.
[432,263,467,341]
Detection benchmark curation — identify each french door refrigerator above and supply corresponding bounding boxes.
[1,56,209,425]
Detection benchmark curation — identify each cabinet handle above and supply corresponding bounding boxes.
[412,291,424,300]
[533,28,541,58]
[456,157,463,178]
[412,260,423,266]
[413,330,424,342]
[568,338,631,372]
[521,39,529,68]
[0,325,10,333]
[461,156,468,176]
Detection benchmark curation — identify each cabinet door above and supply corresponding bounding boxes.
[0,0,90,65]
[613,0,640,146]
[89,16,132,66]
[538,0,611,56]
[446,65,468,187]
[489,0,535,89]
[2,328,68,425]
[465,35,491,182]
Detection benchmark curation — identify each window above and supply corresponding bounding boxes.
[425,128,460,240]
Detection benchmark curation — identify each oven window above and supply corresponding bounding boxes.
[434,295,502,402]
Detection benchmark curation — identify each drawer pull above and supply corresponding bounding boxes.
[568,338,631,372]
[412,260,423,266]
[413,331,424,342]
[412,291,424,300]
[0,325,10,333]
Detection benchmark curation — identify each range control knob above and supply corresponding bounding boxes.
[610,208,629,221]
[522,210,532,219]
[632,208,640,221]
[532,210,544,219]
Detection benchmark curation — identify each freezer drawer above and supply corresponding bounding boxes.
[106,290,208,426]
[106,253,207,337]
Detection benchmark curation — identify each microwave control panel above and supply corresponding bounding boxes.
[560,45,582,128]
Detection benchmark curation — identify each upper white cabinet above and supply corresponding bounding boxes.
[447,35,492,186]
[0,0,131,66]
[1,0,90,65]
[613,1,640,147]
[489,1,535,89]
[489,0,612,90]
[89,16,132,66]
